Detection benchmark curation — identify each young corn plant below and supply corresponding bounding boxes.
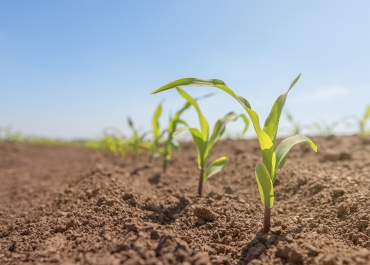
[359,106,370,135]
[160,92,214,172]
[127,117,148,161]
[152,74,317,232]
[143,101,166,162]
[154,87,248,197]
[306,121,339,137]
[285,110,303,136]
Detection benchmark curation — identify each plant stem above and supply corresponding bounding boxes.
[263,207,271,233]
[198,169,204,197]
[163,160,167,173]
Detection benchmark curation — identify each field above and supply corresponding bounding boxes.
[1,135,370,265]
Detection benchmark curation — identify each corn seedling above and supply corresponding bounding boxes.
[306,121,339,137]
[144,101,167,162]
[154,87,247,197]
[359,106,370,135]
[285,110,303,136]
[152,74,317,232]
[127,117,148,161]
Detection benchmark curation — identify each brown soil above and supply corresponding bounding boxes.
[1,136,370,265]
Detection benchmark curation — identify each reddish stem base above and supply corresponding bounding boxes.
[198,169,204,197]
[263,207,271,233]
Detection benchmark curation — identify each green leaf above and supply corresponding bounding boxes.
[275,134,317,181]
[203,157,228,182]
[263,73,301,143]
[169,102,192,134]
[176,87,209,141]
[176,119,189,128]
[173,127,188,137]
[240,113,249,137]
[246,108,276,178]
[360,106,370,129]
[173,127,207,169]
[150,77,276,176]
[152,101,163,139]
[151,78,227,94]
[128,116,134,132]
[169,138,180,151]
[151,77,252,109]
[207,112,239,152]
[255,162,274,208]
[188,128,207,169]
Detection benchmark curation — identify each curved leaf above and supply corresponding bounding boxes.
[255,162,274,208]
[176,87,209,141]
[207,112,239,151]
[151,77,251,109]
[188,128,207,169]
[173,127,188,137]
[240,113,249,137]
[176,119,189,128]
[151,78,227,94]
[168,138,180,151]
[275,134,317,182]
[169,102,192,134]
[203,157,228,182]
[173,127,207,169]
[152,101,163,139]
[128,116,135,132]
[151,77,275,176]
[263,73,301,143]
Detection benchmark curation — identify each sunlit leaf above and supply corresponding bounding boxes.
[263,73,301,143]
[203,157,228,181]
[275,134,317,182]
[176,87,209,141]
[188,128,207,169]
[255,162,274,208]
[240,114,249,137]
[152,101,163,139]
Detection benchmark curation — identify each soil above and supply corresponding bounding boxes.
[1,136,370,265]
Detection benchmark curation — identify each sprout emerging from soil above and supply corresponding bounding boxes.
[151,74,317,232]
[153,87,248,197]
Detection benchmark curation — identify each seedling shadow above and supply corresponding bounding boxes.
[129,165,150,176]
[144,196,189,225]
[238,224,307,264]
[148,174,161,185]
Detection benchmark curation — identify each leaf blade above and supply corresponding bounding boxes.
[275,134,317,182]
[263,73,301,143]
[203,157,228,182]
[255,162,274,208]
[176,87,209,141]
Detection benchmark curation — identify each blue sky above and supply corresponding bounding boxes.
[1,1,370,139]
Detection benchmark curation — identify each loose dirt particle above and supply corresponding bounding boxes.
[194,207,218,222]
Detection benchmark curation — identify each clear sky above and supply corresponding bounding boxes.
[1,1,370,139]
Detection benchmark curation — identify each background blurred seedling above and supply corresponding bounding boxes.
[142,101,166,162]
[152,74,317,232]
[306,120,340,137]
[127,117,148,161]
[285,110,304,135]
[153,87,248,197]
[0,126,23,142]
[359,106,370,135]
